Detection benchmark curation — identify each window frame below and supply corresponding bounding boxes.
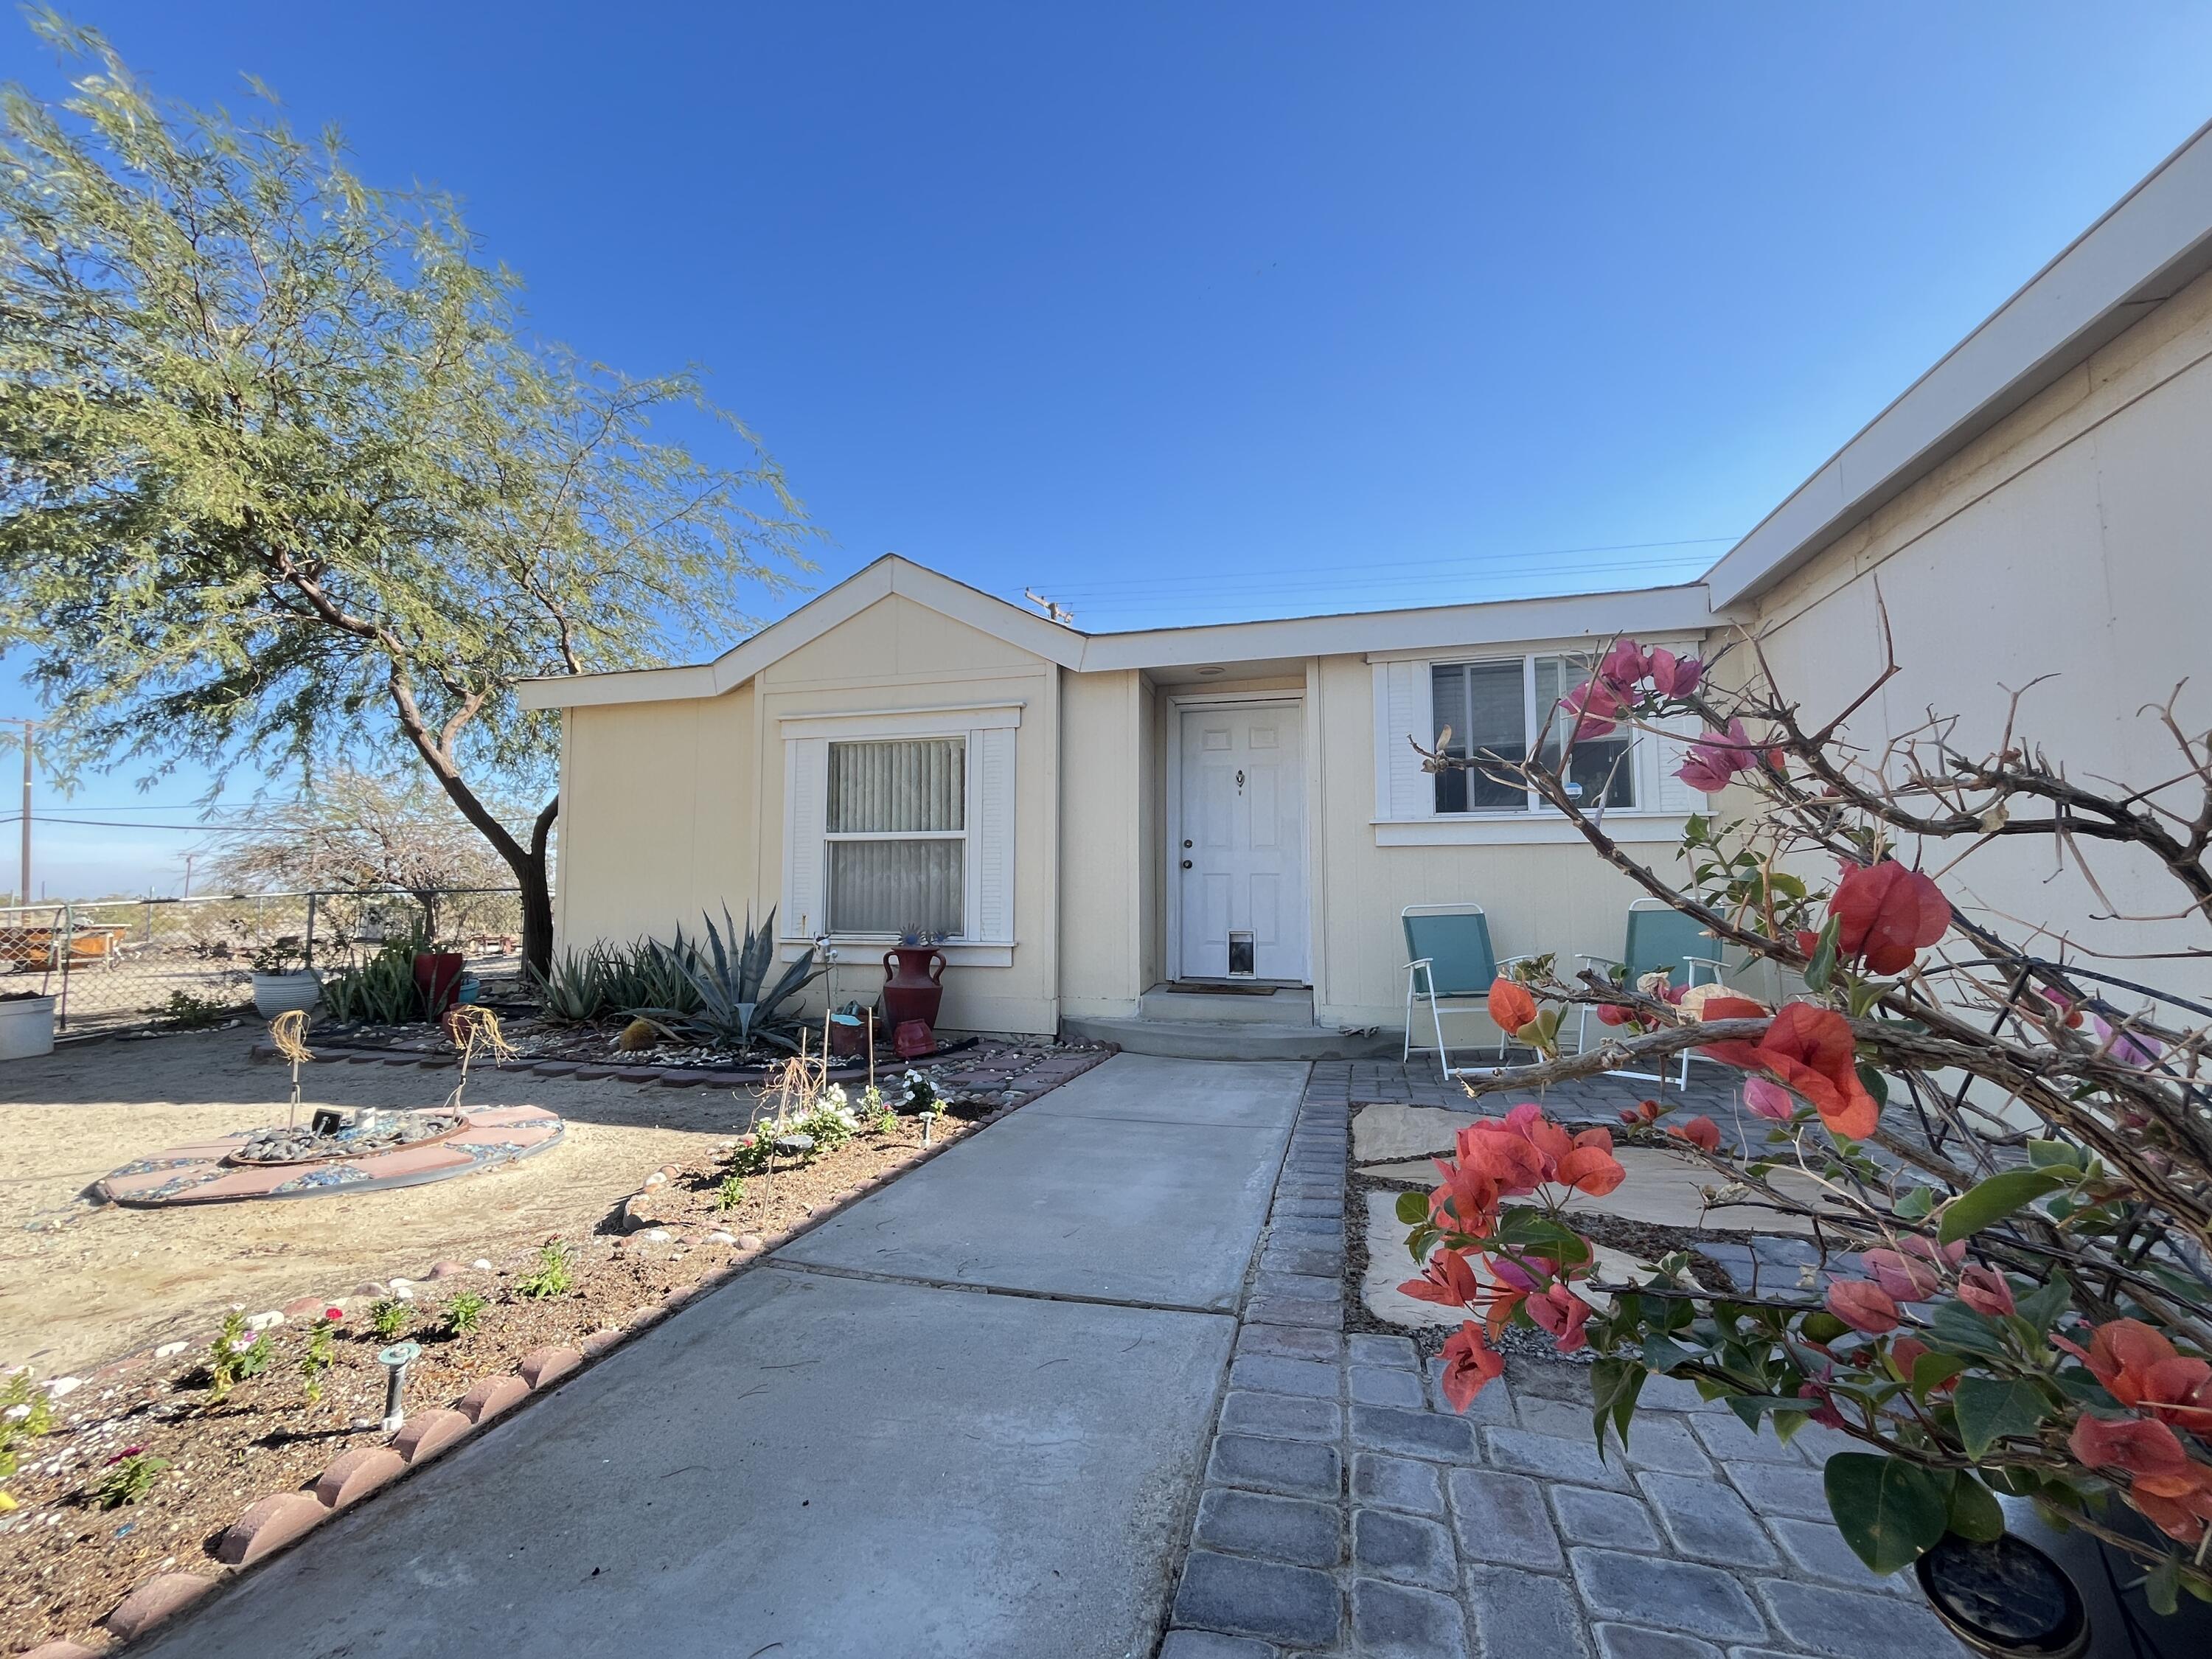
[1427,652,1638,818]
[822,736,970,940]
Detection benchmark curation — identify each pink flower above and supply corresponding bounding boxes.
[2091,1014,2165,1068]
[1559,677,1626,741]
[1956,1267,2016,1318]
[1527,1284,1593,1353]
[1862,1248,1941,1304]
[324,1307,344,1323]
[1646,647,1703,697]
[1826,1278,1902,1335]
[1439,1322,1506,1411]
[1598,639,1651,689]
[1671,1116,1721,1152]
[1674,718,1768,795]
[1742,1077,1794,1121]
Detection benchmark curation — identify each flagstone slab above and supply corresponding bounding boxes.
[95,1107,563,1206]
[1352,1103,1479,1163]
[1358,1145,1827,1237]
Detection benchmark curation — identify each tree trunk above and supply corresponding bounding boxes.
[518,795,559,975]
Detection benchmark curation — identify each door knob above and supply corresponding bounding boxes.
[1180,859,1193,870]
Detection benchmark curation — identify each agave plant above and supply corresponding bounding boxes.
[530,946,610,1024]
[633,907,824,1054]
[321,939,424,1025]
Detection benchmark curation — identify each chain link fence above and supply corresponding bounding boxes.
[1,887,532,1035]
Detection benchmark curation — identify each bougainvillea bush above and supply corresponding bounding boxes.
[1405,625,2212,1610]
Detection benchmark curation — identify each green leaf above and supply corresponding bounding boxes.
[1925,1300,2012,1360]
[1952,1376,2048,1459]
[1947,1475,2005,1543]
[1643,1333,1703,1373]
[2012,1271,2073,1336]
[2026,1138,2085,1170]
[1725,1394,1822,1433]
[1893,1185,1935,1220]
[1938,1168,2069,1244]
[1798,1312,1849,1344]
[1823,1453,1954,1575]
[2145,1557,2180,1617]
[1804,915,1841,991]
[1590,1359,1646,1455]
[1394,1189,1430,1226]
[1855,1062,1889,1107]
[1909,1350,1969,1402]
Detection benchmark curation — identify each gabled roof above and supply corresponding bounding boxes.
[517,554,1718,709]
[1704,114,2212,608]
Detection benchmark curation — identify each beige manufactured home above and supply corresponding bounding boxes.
[523,118,2212,1041]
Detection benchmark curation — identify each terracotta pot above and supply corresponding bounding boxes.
[412,952,467,1019]
[881,945,946,1035]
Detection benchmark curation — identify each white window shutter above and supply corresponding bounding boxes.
[1649,711,1706,813]
[1379,660,1433,819]
[972,725,1016,942]
[782,737,829,938]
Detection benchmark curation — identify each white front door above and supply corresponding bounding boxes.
[1176,702,1308,981]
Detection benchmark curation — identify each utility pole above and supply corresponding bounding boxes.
[181,850,197,901]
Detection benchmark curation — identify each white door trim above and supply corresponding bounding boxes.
[1165,692,1310,985]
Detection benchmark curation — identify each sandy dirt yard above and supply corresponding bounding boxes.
[0,1029,766,1377]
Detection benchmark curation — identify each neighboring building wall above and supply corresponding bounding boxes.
[1745,265,2212,992]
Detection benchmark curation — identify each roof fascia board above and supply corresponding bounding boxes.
[1706,116,2212,610]
[1075,583,1717,671]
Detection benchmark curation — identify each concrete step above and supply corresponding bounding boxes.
[1138,984,1315,1026]
[1060,1013,1398,1062]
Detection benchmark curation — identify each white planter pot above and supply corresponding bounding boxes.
[251,970,322,1018]
[0,994,56,1060]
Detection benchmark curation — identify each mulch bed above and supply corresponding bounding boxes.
[0,1084,1062,1655]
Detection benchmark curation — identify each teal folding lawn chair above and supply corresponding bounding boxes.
[1575,897,1727,1088]
[1402,902,1536,1079]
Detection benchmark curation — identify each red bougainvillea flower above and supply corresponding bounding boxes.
[324,1307,344,1323]
[1826,1278,1902,1335]
[1861,1248,1942,1304]
[1595,1000,1630,1028]
[2058,1321,2212,1430]
[1830,860,1950,975]
[1439,1321,1506,1410]
[1646,647,1703,697]
[1671,1116,1721,1152]
[1559,675,1626,741]
[1527,1284,1593,1354]
[1399,1250,1484,1310]
[1742,1077,1794,1121]
[1556,1133,1627,1197]
[1487,978,1538,1036]
[2069,1413,2212,1543]
[1955,1267,2016,1319]
[1597,639,1651,689]
[1797,1379,1849,1432]
[1700,1002,1881,1140]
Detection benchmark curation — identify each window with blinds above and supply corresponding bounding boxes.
[1430,656,1637,815]
[826,738,966,936]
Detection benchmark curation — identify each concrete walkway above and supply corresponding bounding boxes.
[142,1055,1305,1659]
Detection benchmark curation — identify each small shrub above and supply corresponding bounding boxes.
[792,1099,857,1156]
[204,1312,271,1407]
[94,1447,169,1509]
[717,1173,745,1211]
[365,1298,411,1340]
[1,1370,55,1512]
[441,1291,488,1337]
[159,990,236,1030]
[724,1136,772,1178]
[298,1308,341,1403]
[860,1084,896,1134]
[515,1241,574,1299]
[896,1069,938,1116]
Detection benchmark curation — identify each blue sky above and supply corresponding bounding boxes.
[10,1,2212,894]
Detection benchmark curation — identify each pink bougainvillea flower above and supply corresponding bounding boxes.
[2062,1320,2212,1429]
[1486,978,1538,1037]
[2090,1013,2166,1069]
[1399,1250,1484,1311]
[1556,1136,1627,1197]
[1595,1000,1630,1028]
[1861,1248,1942,1304]
[1598,639,1651,689]
[1797,1379,1848,1432]
[1742,1077,1795,1121]
[1830,860,1950,976]
[1527,1284,1593,1353]
[1955,1267,2017,1319]
[1645,647,1703,697]
[1559,675,1626,741]
[1674,719,1767,795]
[1825,1278,1902,1335]
[324,1307,344,1323]
[2068,1413,2212,1543]
[1439,1322,1506,1411]
[1671,1116,1722,1153]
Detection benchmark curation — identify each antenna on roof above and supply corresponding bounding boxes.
[1023,588,1076,627]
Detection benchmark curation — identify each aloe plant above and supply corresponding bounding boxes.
[530,947,609,1023]
[636,906,823,1054]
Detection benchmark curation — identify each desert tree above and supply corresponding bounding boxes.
[0,12,814,968]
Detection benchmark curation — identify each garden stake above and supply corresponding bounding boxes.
[866,1008,876,1092]
[269,1009,313,1130]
